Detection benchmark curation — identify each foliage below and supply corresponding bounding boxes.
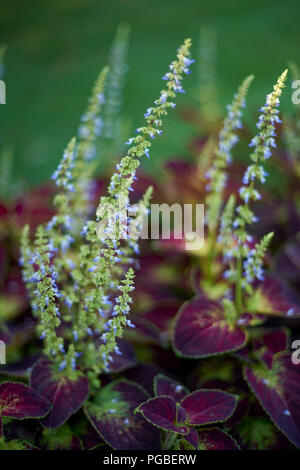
[0,29,300,451]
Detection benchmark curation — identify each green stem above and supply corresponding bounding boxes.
[235,255,243,315]
[207,226,216,281]
[164,432,177,450]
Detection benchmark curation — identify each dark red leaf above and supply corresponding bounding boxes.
[78,421,105,450]
[128,315,162,345]
[84,379,161,450]
[225,395,250,428]
[172,297,247,357]
[244,353,300,448]
[143,300,182,334]
[0,381,51,419]
[30,358,89,429]
[154,374,188,402]
[125,364,165,395]
[251,276,300,318]
[0,354,40,379]
[198,429,240,450]
[136,396,189,434]
[180,390,237,426]
[104,339,137,373]
[183,427,199,449]
[253,329,288,368]
[275,239,300,282]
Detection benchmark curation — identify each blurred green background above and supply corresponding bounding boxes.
[0,0,300,188]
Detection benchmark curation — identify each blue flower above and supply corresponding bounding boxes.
[59,361,67,372]
[183,58,195,67]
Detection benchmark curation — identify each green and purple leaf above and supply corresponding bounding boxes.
[136,396,189,434]
[30,358,89,429]
[244,353,300,448]
[172,298,247,358]
[250,276,300,318]
[35,423,82,450]
[84,379,161,450]
[234,416,292,450]
[0,439,39,450]
[180,390,238,426]
[0,381,51,420]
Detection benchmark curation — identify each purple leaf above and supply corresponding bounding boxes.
[180,390,238,425]
[225,395,250,428]
[183,427,199,449]
[176,403,187,424]
[244,353,300,448]
[30,358,89,429]
[78,421,106,450]
[252,329,288,368]
[154,374,188,402]
[198,429,240,450]
[0,354,41,379]
[275,238,300,282]
[104,339,137,373]
[136,396,189,434]
[125,364,164,395]
[143,300,181,334]
[232,344,252,363]
[252,276,300,318]
[0,381,51,420]
[128,315,162,344]
[172,297,247,357]
[84,379,161,450]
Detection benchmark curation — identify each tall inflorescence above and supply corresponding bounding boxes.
[75,39,193,384]
[198,25,220,125]
[206,75,254,244]
[70,66,109,226]
[21,39,193,385]
[102,24,130,147]
[228,70,288,311]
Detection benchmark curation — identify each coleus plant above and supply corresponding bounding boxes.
[135,374,239,450]
[19,37,193,384]
[0,382,51,449]
[1,27,300,451]
[0,37,202,450]
[169,69,300,448]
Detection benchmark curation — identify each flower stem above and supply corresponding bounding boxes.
[235,255,243,315]
[164,432,178,450]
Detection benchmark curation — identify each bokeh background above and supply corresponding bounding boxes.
[0,0,299,187]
